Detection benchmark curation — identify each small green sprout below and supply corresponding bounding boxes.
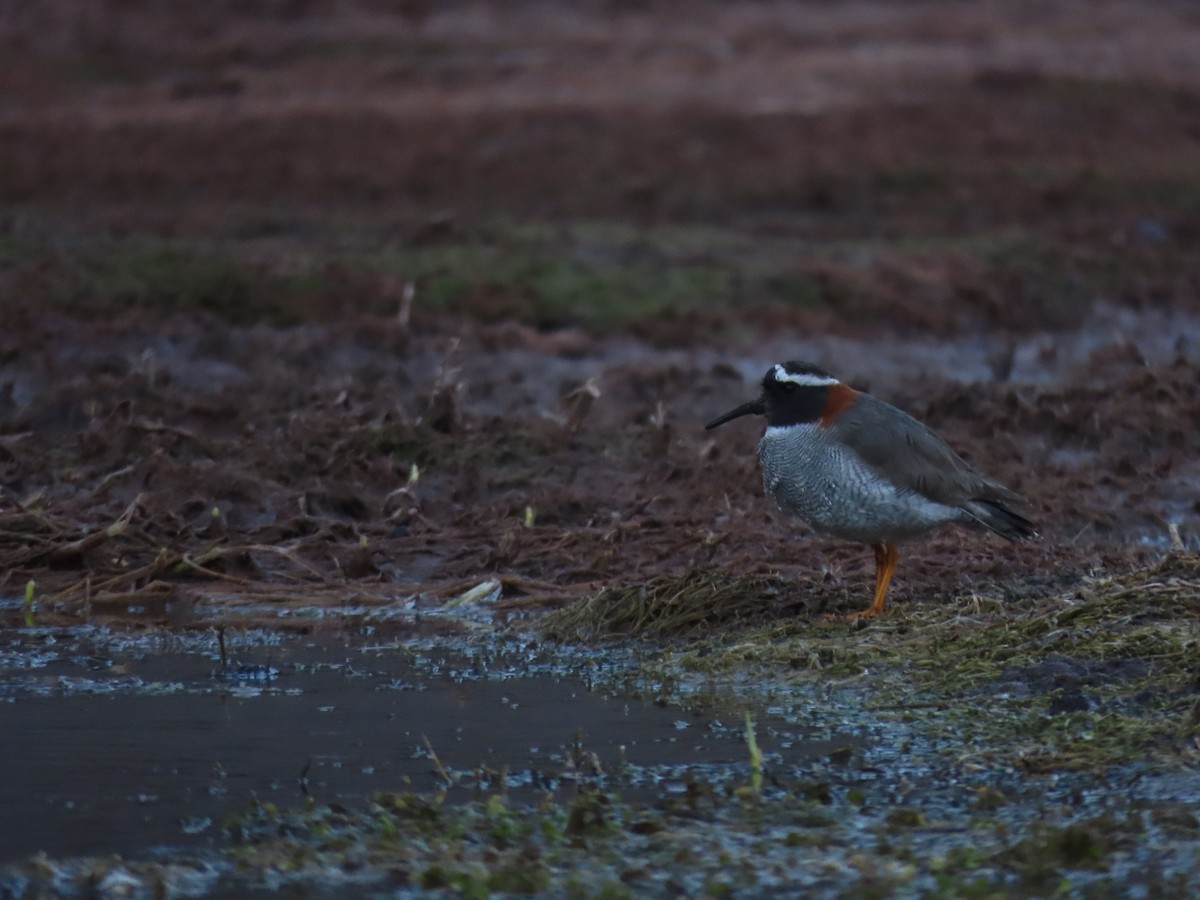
[523,506,536,528]
[744,711,762,795]
[23,580,36,627]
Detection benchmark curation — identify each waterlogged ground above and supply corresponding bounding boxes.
[3,562,1199,898]
[2,0,1200,896]
[1,627,858,863]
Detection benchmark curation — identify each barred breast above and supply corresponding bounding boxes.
[756,424,965,544]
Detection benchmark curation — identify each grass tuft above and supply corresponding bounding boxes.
[545,553,1200,771]
[540,570,816,640]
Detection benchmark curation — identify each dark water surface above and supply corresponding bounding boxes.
[0,628,845,864]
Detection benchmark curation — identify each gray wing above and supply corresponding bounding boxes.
[828,393,1020,507]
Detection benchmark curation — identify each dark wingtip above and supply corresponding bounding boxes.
[965,500,1039,542]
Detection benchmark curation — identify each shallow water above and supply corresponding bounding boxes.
[0,628,850,864]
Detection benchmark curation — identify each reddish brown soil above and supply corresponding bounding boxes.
[1,0,1198,630]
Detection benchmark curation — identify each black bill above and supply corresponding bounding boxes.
[705,397,766,429]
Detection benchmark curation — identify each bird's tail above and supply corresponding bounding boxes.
[963,499,1039,541]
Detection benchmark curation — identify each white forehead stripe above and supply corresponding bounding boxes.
[773,364,839,387]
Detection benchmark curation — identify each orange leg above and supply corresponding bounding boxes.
[855,542,898,619]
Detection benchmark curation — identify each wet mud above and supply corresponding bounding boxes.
[2,0,1200,896]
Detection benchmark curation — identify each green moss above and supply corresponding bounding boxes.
[371,227,742,330]
[927,872,1008,900]
[0,217,839,331]
[487,861,551,894]
[29,238,342,324]
[565,790,617,838]
[884,808,926,829]
[997,817,1125,892]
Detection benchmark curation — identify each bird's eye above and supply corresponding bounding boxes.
[780,382,797,394]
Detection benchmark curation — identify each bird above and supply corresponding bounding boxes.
[705,361,1037,618]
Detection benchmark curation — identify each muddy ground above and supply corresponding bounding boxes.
[1,1,1199,897]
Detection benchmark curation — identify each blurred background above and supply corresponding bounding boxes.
[3,0,1199,335]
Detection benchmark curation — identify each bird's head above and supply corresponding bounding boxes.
[706,361,844,429]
